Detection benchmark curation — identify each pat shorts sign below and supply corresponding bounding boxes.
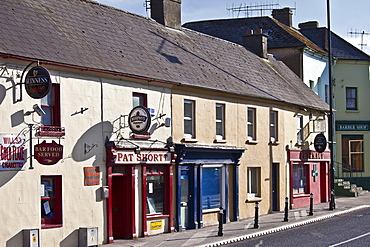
[128,106,151,134]
[34,141,63,165]
[25,66,52,99]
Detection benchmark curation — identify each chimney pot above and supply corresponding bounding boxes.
[247,30,254,35]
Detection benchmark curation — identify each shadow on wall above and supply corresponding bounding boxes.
[71,121,113,167]
[6,230,22,247]
[60,229,79,247]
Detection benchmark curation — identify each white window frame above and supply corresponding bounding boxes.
[216,103,225,140]
[184,100,195,139]
[270,110,278,142]
[247,167,260,199]
[297,115,303,144]
[247,108,256,141]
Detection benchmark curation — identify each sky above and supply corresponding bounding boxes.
[97,0,370,55]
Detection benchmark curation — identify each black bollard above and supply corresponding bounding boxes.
[254,201,259,229]
[284,197,289,222]
[309,193,314,216]
[218,207,223,236]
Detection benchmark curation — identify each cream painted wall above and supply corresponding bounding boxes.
[171,88,327,221]
[0,58,172,246]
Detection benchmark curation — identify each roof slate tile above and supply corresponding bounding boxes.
[0,0,329,111]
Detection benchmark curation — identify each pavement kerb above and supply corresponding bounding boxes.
[199,205,370,247]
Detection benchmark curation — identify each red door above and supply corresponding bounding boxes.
[112,175,132,239]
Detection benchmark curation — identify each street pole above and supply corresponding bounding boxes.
[327,0,335,210]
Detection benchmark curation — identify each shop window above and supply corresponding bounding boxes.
[296,115,303,144]
[215,104,225,140]
[201,166,222,211]
[346,87,357,110]
[41,84,60,126]
[184,100,195,139]
[41,175,62,228]
[342,135,364,172]
[247,108,256,141]
[270,110,278,142]
[146,166,165,215]
[293,165,307,194]
[247,167,260,199]
[133,92,147,107]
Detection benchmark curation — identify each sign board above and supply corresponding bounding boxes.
[114,150,171,165]
[314,133,327,153]
[84,167,100,186]
[150,221,163,230]
[128,106,151,134]
[336,121,370,131]
[25,66,52,99]
[0,134,26,171]
[34,141,63,165]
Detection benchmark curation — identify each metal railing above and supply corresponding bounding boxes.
[333,161,364,185]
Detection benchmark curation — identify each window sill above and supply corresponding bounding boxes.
[245,197,263,203]
[147,214,170,219]
[182,138,198,143]
[345,110,359,113]
[292,194,310,198]
[245,140,258,145]
[202,208,221,213]
[214,139,227,144]
[41,223,63,229]
[269,141,280,146]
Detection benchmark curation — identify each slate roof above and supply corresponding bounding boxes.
[0,0,329,111]
[300,28,370,61]
[183,17,327,55]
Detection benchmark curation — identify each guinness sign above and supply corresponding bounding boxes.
[25,66,52,99]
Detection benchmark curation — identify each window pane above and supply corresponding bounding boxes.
[247,108,255,140]
[346,88,357,110]
[248,167,259,197]
[201,167,220,210]
[146,175,164,214]
[216,104,224,138]
[293,165,306,194]
[270,111,277,141]
[184,100,194,138]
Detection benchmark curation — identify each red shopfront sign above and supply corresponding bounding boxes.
[34,141,63,165]
[289,150,330,161]
[114,150,172,165]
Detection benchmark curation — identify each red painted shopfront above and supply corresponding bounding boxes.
[106,143,175,242]
[288,150,331,209]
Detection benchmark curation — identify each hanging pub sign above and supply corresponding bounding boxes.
[128,106,151,134]
[0,134,26,171]
[34,140,63,165]
[25,66,52,99]
[314,133,327,153]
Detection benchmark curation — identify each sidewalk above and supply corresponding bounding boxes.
[105,194,370,247]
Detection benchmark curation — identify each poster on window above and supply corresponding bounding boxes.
[0,134,26,171]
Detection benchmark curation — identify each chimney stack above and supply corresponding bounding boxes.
[242,29,268,59]
[150,0,182,29]
[298,21,319,30]
[272,8,293,27]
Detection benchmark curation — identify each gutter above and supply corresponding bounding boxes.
[0,53,181,86]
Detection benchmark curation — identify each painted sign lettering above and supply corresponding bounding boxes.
[0,134,26,171]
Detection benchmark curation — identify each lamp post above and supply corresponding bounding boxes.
[327,0,336,210]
